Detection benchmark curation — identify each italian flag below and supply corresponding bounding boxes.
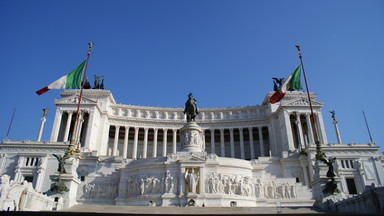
[36,61,86,95]
[270,65,303,104]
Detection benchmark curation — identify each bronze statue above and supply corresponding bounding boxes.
[100,79,105,90]
[183,93,199,122]
[84,77,91,89]
[93,75,104,89]
[272,78,284,91]
[43,108,50,117]
[53,154,69,174]
[330,110,336,121]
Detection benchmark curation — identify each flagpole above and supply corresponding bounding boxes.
[295,45,326,160]
[65,43,94,158]
[5,108,16,141]
[362,110,373,143]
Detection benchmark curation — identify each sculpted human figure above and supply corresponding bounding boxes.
[183,93,199,122]
[0,175,11,210]
[185,169,199,194]
[53,154,69,174]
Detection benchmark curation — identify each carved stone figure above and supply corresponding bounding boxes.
[183,93,199,122]
[185,168,199,194]
[100,79,105,90]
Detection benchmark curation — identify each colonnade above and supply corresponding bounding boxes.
[52,110,88,144]
[107,125,270,160]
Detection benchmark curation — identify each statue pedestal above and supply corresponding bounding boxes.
[50,157,80,210]
[312,160,345,210]
[179,122,204,153]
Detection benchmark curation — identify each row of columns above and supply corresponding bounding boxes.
[111,126,178,160]
[110,125,269,160]
[209,127,266,159]
[291,112,316,150]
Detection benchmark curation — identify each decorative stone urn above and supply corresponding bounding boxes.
[179,122,204,152]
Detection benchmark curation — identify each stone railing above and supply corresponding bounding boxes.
[329,185,384,214]
[109,105,268,122]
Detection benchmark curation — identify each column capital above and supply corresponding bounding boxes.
[172,128,177,132]
[219,128,224,132]
[143,127,149,132]
[248,126,253,131]
[153,128,159,132]
[115,125,121,130]
[229,128,234,132]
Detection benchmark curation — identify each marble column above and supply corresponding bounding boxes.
[239,128,245,159]
[229,128,235,158]
[112,126,120,156]
[295,114,305,150]
[199,167,205,194]
[143,128,149,158]
[172,129,177,153]
[248,127,255,159]
[122,126,130,159]
[132,127,139,159]
[258,127,264,157]
[210,129,215,154]
[333,120,342,144]
[284,111,295,151]
[153,128,158,158]
[305,113,315,146]
[50,109,63,142]
[220,129,225,157]
[37,117,46,142]
[302,165,310,186]
[179,167,185,196]
[162,129,168,157]
[63,111,73,142]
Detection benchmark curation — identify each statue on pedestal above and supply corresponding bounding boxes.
[184,93,199,122]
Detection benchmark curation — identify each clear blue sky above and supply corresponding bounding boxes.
[0,0,383,151]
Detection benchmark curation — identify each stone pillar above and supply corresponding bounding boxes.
[50,109,63,142]
[112,126,120,156]
[305,113,315,146]
[284,111,295,151]
[123,126,130,159]
[75,117,85,149]
[267,125,273,156]
[143,128,149,158]
[57,157,80,209]
[35,157,47,192]
[258,127,264,157]
[84,109,94,150]
[179,167,185,196]
[210,129,215,154]
[63,111,73,142]
[316,112,328,144]
[172,129,177,154]
[295,114,305,150]
[37,117,46,142]
[199,167,205,195]
[153,128,158,158]
[248,127,255,159]
[220,129,225,157]
[132,127,139,159]
[163,129,168,157]
[239,128,245,159]
[229,128,235,158]
[333,120,342,144]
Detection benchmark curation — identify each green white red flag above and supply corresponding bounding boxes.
[270,65,303,104]
[36,61,86,95]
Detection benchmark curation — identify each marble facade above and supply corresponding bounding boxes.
[0,89,383,210]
